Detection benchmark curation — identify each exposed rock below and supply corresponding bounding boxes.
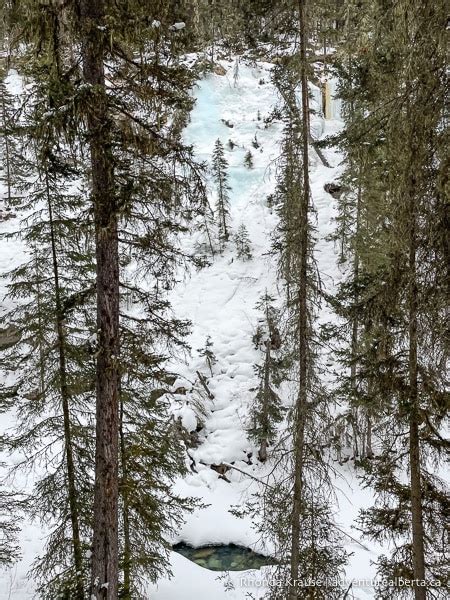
[188,430,201,449]
[210,462,230,475]
[173,386,188,395]
[210,462,232,482]
[0,324,21,349]
[324,182,345,199]
[269,327,282,350]
[221,118,234,128]
[244,451,253,465]
[213,64,227,76]
[149,388,167,402]
[0,209,16,222]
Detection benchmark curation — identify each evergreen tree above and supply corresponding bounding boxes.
[248,293,283,462]
[0,100,95,599]
[117,299,197,598]
[212,138,231,244]
[327,0,388,461]
[76,6,207,595]
[233,223,252,260]
[333,1,448,596]
[0,489,21,567]
[250,3,349,596]
[197,336,217,377]
[4,1,207,597]
[244,149,254,168]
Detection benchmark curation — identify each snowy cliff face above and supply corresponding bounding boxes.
[0,59,380,600]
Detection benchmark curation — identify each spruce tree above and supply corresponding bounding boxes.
[249,2,349,596]
[0,489,21,567]
[328,0,388,461]
[212,138,231,245]
[197,336,217,377]
[233,223,252,260]
[333,1,448,596]
[244,150,254,168]
[76,4,121,593]
[75,5,207,596]
[0,99,95,599]
[3,1,208,598]
[248,293,284,462]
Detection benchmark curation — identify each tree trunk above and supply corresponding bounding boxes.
[47,174,84,599]
[34,249,47,403]
[350,166,362,457]
[119,397,132,600]
[1,92,12,203]
[365,414,373,459]
[258,343,271,463]
[79,1,120,598]
[218,174,228,241]
[289,1,310,597]
[408,173,426,599]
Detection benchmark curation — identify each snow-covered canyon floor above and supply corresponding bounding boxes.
[0,59,381,599]
[145,60,381,600]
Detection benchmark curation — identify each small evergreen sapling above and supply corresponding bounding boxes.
[197,335,217,377]
[244,150,254,168]
[233,223,252,260]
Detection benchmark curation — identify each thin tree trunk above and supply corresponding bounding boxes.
[289,1,310,597]
[408,173,426,599]
[79,1,120,597]
[34,249,47,403]
[350,165,362,457]
[46,174,84,599]
[218,174,228,241]
[365,413,373,458]
[1,93,12,203]
[119,396,132,600]
[258,343,271,463]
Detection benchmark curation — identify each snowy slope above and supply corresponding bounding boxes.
[0,60,381,599]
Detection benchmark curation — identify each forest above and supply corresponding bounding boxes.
[0,1,448,599]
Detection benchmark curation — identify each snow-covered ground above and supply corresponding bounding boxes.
[146,60,382,600]
[0,60,381,599]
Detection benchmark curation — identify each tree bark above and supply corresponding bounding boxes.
[79,1,120,598]
[258,343,271,463]
[408,172,426,599]
[34,249,47,403]
[119,397,132,600]
[1,92,12,203]
[350,164,362,457]
[289,1,310,597]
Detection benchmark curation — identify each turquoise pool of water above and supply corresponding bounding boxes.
[172,542,276,571]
